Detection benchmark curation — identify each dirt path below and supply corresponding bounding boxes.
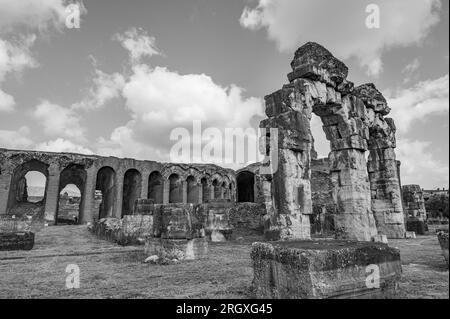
[0,227,448,299]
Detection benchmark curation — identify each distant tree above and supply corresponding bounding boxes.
[425,195,449,219]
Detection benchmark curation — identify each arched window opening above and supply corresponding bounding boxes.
[236,171,255,203]
[122,169,142,217]
[169,174,183,203]
[96,167,116,219]
[148,171,163,204]
[187,176,198,204]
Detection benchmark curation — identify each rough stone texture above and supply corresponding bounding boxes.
[437,230,449,266]
[310,158,336,236]
[0,216,32,233]
[251,240,402,299]
[258,42,408,242]
[356,83,406,239]
[0,232,34,251]
[402,185,427,221]
[406,218,427,236]
[402,185,428,236]
[90,215,153,246]
[0,148,235,226]
[197,201,234,242]
[159,204,205,240]
[229,202,266,234]
[145,237,208,261]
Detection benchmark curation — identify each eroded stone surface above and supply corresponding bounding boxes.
[251,240,402,299]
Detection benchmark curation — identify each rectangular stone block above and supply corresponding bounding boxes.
[0,232,34,251]
[251,240,402,299]
[145,237,208,261]
[437,230,449,266]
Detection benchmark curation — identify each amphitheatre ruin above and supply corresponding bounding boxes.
[0,42,448,299]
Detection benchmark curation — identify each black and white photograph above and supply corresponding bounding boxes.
[0,0,448,306]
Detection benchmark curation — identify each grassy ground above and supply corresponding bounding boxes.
[0,226,448,299]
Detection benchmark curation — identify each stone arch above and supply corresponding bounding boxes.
[96,166,116,219]
[148,171,163,204]
[56,164,87,225]
[122,168,142,217]
[7,159,50,214]
[186,175,199,204]
[162,166,187,181]
[236,171,255,203]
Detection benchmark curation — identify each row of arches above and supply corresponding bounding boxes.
[6,159,256,225]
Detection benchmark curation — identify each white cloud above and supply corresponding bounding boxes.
[397,138,449,188]
[73,69,125,110]
[402,58,421,84]
[0,35,37,111]
[0,0,71,31]
[388,74,449,134]
[98,64,264,166]
[0,126,33,149]
[114,27,161,63]
[240,0,441,76]
[33,100,86,142]
[0,89,15,111]
[36,138,93,155]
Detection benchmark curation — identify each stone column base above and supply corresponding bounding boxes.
[251,240,402,299]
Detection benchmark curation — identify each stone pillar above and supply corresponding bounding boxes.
[354,84,406,239]
[163,179,170,204]
[0,172,12,215]
[209,185,214,201]
[198,182,203,204]
[114,172,124,218]
[402,185,427,221]
[141,171,150,199]
[182,181,188,204]
[260,82,314,241]
[44,163,61,224]
[367,148,405,238]
[80,166,97,224]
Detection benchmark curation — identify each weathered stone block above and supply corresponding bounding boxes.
[198,201,234,242]
[437,230,449,266]
[160,204,204,240]
[251,240,401,299]
[144,237,208,261]
[0,232,34,251]
[406,218,427,235]
[405,231,416,239]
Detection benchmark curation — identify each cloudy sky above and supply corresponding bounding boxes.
[0,0,448,189]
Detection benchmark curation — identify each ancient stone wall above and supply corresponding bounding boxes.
[0,148,235,226]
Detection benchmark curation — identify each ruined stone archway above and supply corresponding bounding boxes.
[148,171,163,204]
[169,173,183,203]
[56,164,87,225]
[259,42,405,241]
[7,159,49,217]
[96,166,116,219]
[236,171,255,203]
[122,169,142,216]
[57,184,81,225]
